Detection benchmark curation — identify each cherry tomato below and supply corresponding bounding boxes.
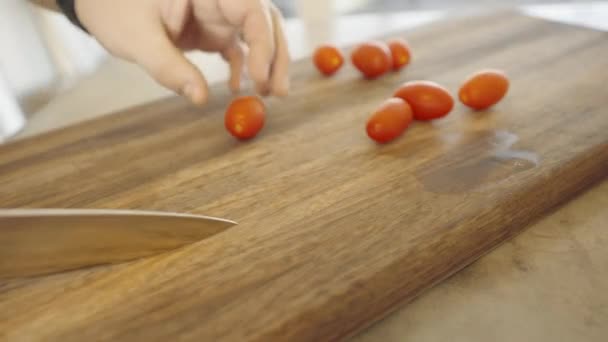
[388,39,412,71]
[225,96,265,140]
[351,42,392,79]
[313,45,345,76]
[394,81,454,121]
[366,98,414,144]
[459,69,510,110]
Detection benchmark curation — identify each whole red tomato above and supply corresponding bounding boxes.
[351,42,392,79]
[313,45,345,76]
[459,69,510,110]
[394,81,454,121]
[388,39,412,71]
[366,98,414,144]
[225,96,266,140]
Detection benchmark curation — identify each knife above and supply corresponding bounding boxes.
[0,209,236,280]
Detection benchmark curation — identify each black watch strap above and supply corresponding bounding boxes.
[56,0,88,33]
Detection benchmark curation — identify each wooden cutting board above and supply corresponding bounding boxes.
[1,11,607,341]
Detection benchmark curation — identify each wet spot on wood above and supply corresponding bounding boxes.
[416,130,539,194]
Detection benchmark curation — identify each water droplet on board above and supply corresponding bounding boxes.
[416,130,539,194]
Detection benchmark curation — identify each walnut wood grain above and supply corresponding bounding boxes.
[1,11,607,341]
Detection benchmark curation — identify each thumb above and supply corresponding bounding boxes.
[134,28,209,106]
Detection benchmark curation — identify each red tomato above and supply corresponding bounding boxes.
[313,45,344,76]
[366,98,414,144]
[225,96,266,140]
[394,81,454,121]
[388,39,412,71]
[351,42,392,79]
[459,69,510,110]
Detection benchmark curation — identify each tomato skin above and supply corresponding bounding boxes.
[351,42,392,79]
[313,45,344,76]
[459,69,509,110]
[394,81,454,121]
[225,96,266,140]
[388,39,412,71]
[366,98,414,144]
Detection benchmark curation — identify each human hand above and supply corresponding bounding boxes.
[76,0,290,105]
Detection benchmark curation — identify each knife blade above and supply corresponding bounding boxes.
[0,209,236,280]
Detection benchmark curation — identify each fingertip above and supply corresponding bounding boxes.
[272,73,290,97]
[274,84,289,97]
[191,94,208,106]
[229,83,240,94]
[228,68,242,93]
[251,77,270,98]
[183,82,208,106]
[229,80,241,94]
[256,82,271,97]
[248,58,271,86]
[136,33,210,105]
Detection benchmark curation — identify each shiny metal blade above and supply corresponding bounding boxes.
[0,209,236,279]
